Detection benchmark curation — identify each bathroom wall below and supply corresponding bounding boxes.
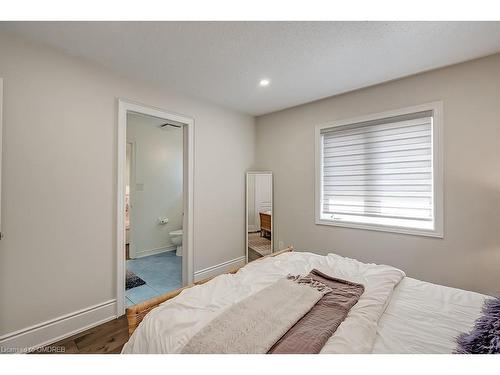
[126,113,183,257]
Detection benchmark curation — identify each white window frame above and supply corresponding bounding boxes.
[315,102,444,238]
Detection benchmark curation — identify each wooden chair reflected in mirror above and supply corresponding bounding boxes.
[259,211,271,238]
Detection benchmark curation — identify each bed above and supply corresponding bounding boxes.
[122,248,491,354]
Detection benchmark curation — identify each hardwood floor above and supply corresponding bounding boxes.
[34,316,129,354]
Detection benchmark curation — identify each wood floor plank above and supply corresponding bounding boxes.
[34,316,129,354]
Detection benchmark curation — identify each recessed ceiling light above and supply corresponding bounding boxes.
[259,79,270,87]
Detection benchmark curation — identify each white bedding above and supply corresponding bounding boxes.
[122,251,405,353]
[372,277,488,353]
[122,251,487,354]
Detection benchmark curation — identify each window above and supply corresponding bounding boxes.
[315,102,443,237]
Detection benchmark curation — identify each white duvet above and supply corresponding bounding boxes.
[373,277,488,353]
[122,251,489,354]
[122,251,406,354]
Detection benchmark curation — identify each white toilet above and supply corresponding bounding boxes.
[169,229,183,256]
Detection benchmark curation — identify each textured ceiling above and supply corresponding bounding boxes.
[2,22,500,115]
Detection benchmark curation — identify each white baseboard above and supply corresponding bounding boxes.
[134,245,176,258]
[0,299,117,353]
[194,256,246,282]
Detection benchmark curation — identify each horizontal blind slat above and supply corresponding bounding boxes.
[323,180,433,186]
[324,136,431,155]
[323,191,432,197]
[324,185,432,193]
[324,129,431,148]
[322,203,432,215]
[325,195,432,204]
[321,209,433,221]
[325,201,432,210]
[323,123,431,144]
[325,148,431,165]
[329,194,432,205]
[323,142,431,158]
[324,154,432,167]
[323,175,432,183]
[321,117,432,138]
[323,166,431,176]
[324,161,432,174]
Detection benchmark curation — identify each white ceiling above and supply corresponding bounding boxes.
[3,22,500,115]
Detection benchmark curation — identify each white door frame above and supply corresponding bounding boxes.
[116,98,195,317]
[0,78,3,240]
[125,141,136,258]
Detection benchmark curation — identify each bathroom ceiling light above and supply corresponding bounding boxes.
[259,79,270,87]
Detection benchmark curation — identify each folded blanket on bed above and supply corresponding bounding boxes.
[181,277,329,354]
[268,269,365,354]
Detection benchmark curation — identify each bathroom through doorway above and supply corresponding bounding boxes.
[117,100,194,316]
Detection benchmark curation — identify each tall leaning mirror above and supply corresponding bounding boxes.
[246,171,273,263]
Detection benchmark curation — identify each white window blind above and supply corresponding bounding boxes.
[319,110,437,232]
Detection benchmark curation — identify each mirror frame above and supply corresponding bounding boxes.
[245,171,273,263]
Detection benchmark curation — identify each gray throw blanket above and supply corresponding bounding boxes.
[182,277,329,354]
[455,296,500,354]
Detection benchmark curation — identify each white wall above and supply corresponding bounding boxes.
[126,113,183,257]
[256,53,500,296]
[0,32,254,338]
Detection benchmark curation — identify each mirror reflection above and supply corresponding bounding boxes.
[246,172,273,262]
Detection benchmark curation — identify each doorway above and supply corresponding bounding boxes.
[116,100,194,316]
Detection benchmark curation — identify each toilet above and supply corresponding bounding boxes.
[169,229,183,256]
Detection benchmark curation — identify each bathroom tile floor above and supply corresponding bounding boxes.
[125,251,182,307]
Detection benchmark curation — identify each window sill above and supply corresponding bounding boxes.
[315,218,443,238]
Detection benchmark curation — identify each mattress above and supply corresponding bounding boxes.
[122,251,488,354]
